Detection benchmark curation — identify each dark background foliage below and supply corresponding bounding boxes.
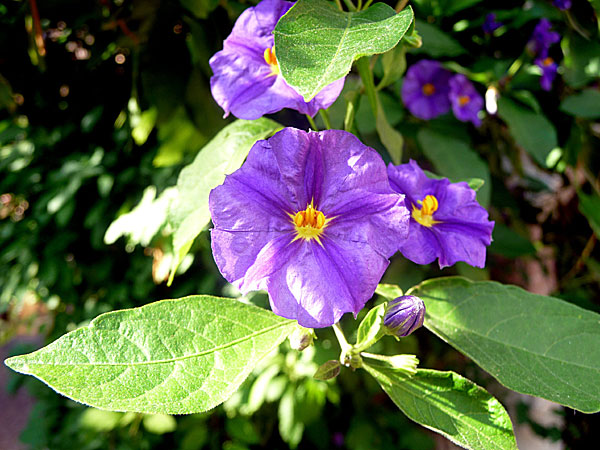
[1,0,599,448]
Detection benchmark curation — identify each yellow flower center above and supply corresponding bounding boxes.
[412,195,441,228]
[263,47,279,76]
[543,57,554,67]
[458,95,470,106]
[422,83,436,96]
[290,202,329,245]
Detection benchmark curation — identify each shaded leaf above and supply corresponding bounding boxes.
[5,296,296,414]
[560,89,600,119]
[410,277,600,413]
[364,364,517,450]
[274,0,413,100]
[411,20,466,58]
[578,191,600,237]
[488,224,536,258]
[313,360,341,381]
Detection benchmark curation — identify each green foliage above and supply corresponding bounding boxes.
[497,97,558,168]
[411,20,466,58]
[578,191,600,237]
[274,0,413,100]
[364,364,517,450]
[410,277,600,413]
[167,118,281,281]
[560,89,600,119]
[5,296,296,414]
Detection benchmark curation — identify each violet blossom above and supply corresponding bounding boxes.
[535,56,558,90]
[401,60,452,120]
[483,13,502,34]
[384,295,425,337]
[448,74,484,127]
[553,0,571,10]
[209,0,344,120]
[209,128,410,328]
[527,19,560,58]
[387,160,494,269]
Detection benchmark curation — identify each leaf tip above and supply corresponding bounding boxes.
[4,356,31,375]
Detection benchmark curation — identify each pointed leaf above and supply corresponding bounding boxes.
[5,296,295,414]
[273,0,413,101]
[167,118,281,281]
[313,360,341,381]
[410,277,600,413]
[364,364,517,450]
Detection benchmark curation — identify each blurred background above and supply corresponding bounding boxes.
[1,0,599,448]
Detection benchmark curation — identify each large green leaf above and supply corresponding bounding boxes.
[560,89,600,119]
[167,118,280,281]
[417,129,491,207]
[409,277,600,413]
[364,364,517,450]
[497,97,557,167]
[273,0,413,101]
[5,296,295,414]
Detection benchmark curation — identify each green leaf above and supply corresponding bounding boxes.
[143,413,177,434]
[364,364,517,450]
[578,191,600,237]
[410,277,600,413]
[4,295,296,414]
[560,89,600,119]
[273,0,413,101]
[167,118,281,282]
[313,360,341,380]
[411,20,466,58]
[417,129,491,207]
[497,97,558,168]
[378,45,407,90]
[376,98,404,165]
[488,224,536,258]
[375,283,404,300]
[355,303,386,350]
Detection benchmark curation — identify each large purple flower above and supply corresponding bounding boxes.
[535,56,558,91]
[209,0,344,120]
[527,19,560,58]
[448,74,484,127]
[209,128,410,328]
[387,160,494,269]
[401,60,452,120]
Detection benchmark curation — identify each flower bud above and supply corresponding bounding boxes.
[288,325,315,351]
[383,295,425,337]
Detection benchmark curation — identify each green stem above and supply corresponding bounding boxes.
[362,0,374,9]
[356,56,378,119]
[506,57,523,79]
[333,323,353,366]
[334,0,343,11]
[357,0,363,11]
[341,0,357,12]
[319,109,332,130]
[305,114,319,131]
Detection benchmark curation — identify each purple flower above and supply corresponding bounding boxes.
[527,19,560,58]
[384,295,425,337]
[448,74,484,127]
[536,56,558,91]
[401,60,452,120]
[209,0,344,120]
[387,160,494,269]
[553,0,571,10]
[209,128,410,328]
[483,13,502,34]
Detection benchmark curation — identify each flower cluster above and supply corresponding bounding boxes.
[209,0,344,120]
[528,19,560,90]
[402,60,484,126]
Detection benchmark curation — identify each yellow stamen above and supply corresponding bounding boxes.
[422,83,436,96]
[458,95,470,106]
[263,47,279,76]
[290,202,329,245]
[412,194,441,228]
[543,57,554,66]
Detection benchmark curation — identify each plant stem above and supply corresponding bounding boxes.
[305,114,319,131]
[363,0,374,9]
[356,56,378,119]
[334,0,343,11]
[342,0,357,12]
[319,109,332,130]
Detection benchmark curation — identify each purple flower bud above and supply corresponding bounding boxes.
[553,0,571,10]
[482,13,502,34]
[383,295,425,337]
[527,19,560,59]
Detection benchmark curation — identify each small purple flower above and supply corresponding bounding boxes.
[536,56,558,91]
[209,128,410,328]
[527,19,560,58]
[401,60,452,120]
[553,0,571,10]
[448,74,484,127]
[483,13,502,34]
[209,0,344,120]
[387,160,494,269]
[384,295,425,337]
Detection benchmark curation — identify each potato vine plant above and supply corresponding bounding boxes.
[5,1,600,449]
